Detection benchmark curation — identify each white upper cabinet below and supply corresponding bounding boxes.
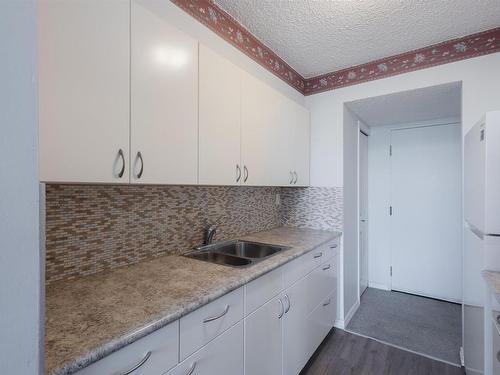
[131,0,198,185]
[241,72,284,186]
[39,0,130,183]
[289,99,310,187]
[199,45,242,185]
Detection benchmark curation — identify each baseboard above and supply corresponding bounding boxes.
[343,300,360,327]
[464,367,484,375]
[333,319,345,330]
[368,282,390,291]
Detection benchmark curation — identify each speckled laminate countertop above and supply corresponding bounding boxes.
[45,227,341,375]
[482,270,500,304]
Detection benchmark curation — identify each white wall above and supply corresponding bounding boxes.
[136,0,304,105]
[367,121,461,291]
[307,53,500,188]
[0,1,42,374]
[342,107,360,319]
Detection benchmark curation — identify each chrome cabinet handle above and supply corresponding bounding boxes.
[322,264,331,271]
[203,305,229,323]
[323,299,331,307]
[289,171,294,184]
[186,361,197,375]
[284,293,290,314]
[314,252,323,259]
[243,166,248,182]
[293,171,298,184]
[118,351,151,375]
[236,164,241,182]
[497,314,500,325]
[330,244,338,249]
[117,149,125,178]
[278,298,284,319]
[135,151,144,179]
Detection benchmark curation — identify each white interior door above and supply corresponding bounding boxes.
[359,131,369,296]
[390,124,462,302]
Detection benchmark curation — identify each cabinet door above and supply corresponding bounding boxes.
[241,72,283,186]
[165,321,244,375]
[131,0,198,184]
[39,0,130,183]
[291,104,310,187]
[199,45,241,185]
[245,296,283,375]
[282,275,314,375]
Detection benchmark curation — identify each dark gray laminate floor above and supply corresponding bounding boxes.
[300,330,465,375]
[346,288,462,365]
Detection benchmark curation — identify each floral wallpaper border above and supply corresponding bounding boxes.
[304,27,500,95]
[170,0,305,93]
[171,0,500,96]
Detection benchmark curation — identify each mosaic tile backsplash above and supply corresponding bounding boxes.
[45,185,343,284]
[280,187,343,232]
[45,185,281,284]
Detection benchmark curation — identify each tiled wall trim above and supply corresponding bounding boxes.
[45,185,281,284]
[171,0,499,96]
[280,187,343,232]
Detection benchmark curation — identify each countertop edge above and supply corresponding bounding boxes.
[482,270,500,304]
[52,230,342,375]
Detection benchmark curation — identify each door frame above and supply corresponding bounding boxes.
[358,130,369,297]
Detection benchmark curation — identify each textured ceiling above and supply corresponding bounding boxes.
[346,82,462,127]
[214,0,500,78]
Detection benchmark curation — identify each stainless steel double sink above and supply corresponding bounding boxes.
[184,240,290,268]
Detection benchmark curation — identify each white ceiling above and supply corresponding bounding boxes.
[346,82,462,127]
[214,0,500,78]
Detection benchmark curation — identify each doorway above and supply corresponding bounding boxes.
[344,82,463,366]
[359,131,368,297]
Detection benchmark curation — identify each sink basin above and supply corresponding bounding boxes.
[215,241,282,259]
[187,251,252,267]
[184,240,289,268]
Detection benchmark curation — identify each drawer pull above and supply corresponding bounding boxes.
[119,351,151,375]
[278,298,284,319]
[496,314,500,325]
[322,264,331,271]
[186,361,197,375]
[116,149,125,178]
[497,351,500,363]
[323,299,331,307]
[330,244,338,249]
[284,293,291,314]
[314,252,323,259]
[203,305,229,323]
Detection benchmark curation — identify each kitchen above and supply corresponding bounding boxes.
[1,1,500,375]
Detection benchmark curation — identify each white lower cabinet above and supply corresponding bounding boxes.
[75,241,339,375]
[244,296,284,375]
[164,321,244,375]
[282,274,314,375]
[75,320,179,375]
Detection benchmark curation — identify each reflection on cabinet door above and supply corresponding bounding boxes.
[131,0,198,185]
[165,322,244,375]
[39,0,130,183]
[245,296,283,375]
[199,45,242,186]
[291,104,310,187]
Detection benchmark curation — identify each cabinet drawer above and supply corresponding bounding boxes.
[283,252,316,289]
[309,291,337,355]
[245,267,282,315]
[180,287,243,360]
[492,317,500,374]
[165,321,244,375]
[75,320,179,375]
[315,238,339,265]
[307,257,337,310]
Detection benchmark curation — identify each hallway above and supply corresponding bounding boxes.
[346,288,462,365]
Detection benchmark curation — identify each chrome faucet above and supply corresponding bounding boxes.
[205,225,217,245]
